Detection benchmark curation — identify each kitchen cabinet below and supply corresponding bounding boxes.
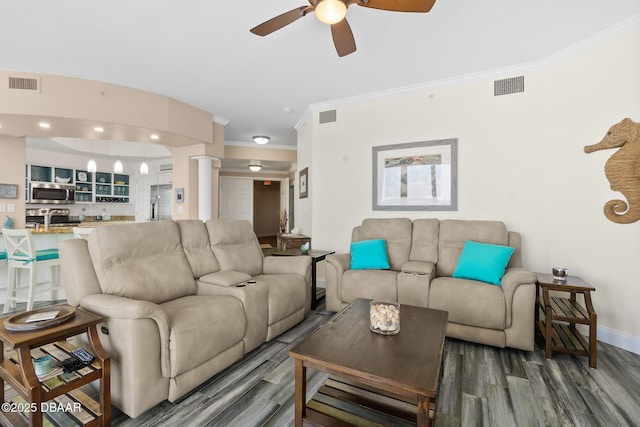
[26,165,130,204]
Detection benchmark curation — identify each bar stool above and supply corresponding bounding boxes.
[2,228,60,313]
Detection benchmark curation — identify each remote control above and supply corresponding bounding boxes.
[71,348,95,364]
[61,356,85,372]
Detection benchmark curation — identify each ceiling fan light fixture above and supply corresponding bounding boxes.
[249,164,262,172]
[315,0,347,25]
[253,135,270,145]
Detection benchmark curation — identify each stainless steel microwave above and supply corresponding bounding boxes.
[29,182,75,204]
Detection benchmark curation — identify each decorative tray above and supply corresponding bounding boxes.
[4,305,76,332]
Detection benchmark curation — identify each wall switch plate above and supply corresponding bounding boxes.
[7,203,15,213]
[0,203,5,212]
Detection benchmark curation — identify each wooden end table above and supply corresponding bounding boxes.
[0,306,110,426]
[535,273,597,368]
[272,248,335,310]
[289,298,448,426]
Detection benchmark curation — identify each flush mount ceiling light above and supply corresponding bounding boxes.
[150,134,160,140]
[249,164,263,172]
[38,122,51,129]
[253,136,270,145]
[94,126,104,132]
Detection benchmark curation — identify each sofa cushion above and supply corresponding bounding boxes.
[409,218,440,264]
[88,220,197,304]
[340,269,398,303]
[438,220,509,277]
[357,218,412,271]
[429,277,506,329]
[253,274,306,324]
[452,240,514,285]
[199,270,252,287]
[161,295,246,377]
[206,219,264,277]
[177,220,220,278]
[350,239,390,270]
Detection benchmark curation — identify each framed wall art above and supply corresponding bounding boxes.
[372,138,458,211]
[299,167,308,199]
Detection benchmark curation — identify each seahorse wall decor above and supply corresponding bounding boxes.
[584,118,640,224]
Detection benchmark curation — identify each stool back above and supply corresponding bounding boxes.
[2,228,36,264]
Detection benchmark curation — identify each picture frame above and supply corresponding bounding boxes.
[175,188,184,203]
[299,167,308,199]
[372,138,458,211]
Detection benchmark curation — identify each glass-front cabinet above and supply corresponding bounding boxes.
[26,165,130,204]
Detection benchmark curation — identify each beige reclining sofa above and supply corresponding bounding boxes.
[326,218,536,351]
[59,219,311,418]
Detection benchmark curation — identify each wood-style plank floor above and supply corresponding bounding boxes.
[3,299,640,426]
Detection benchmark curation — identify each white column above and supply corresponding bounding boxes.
[195,156,215,221]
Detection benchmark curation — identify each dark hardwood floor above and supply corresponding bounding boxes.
[3,299,640,426]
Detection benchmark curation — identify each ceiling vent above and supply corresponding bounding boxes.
[494,76,524,96]
[319,110,337,124]
[8,76,40,92]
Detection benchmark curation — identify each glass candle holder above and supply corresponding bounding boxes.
[369,301,400,335]
[552,267,568,281]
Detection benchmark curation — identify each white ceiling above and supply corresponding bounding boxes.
[1,1,638,150]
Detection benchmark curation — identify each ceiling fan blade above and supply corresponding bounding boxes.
[357,0,436,13]
[250,6,311,36]
[331,19,356,57]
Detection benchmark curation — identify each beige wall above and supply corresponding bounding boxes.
[0,72,223,223]
[300,27,640,352]
[0,136,26,229]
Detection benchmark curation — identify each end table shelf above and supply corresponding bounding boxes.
[535,273,597,368]
[0,306,110,427]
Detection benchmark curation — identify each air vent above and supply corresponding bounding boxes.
[319,110,337,124]
[494,76,524,96]
[8,76,40,92]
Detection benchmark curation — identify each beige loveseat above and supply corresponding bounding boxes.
[59,219,311,418]
[326,218,536,351]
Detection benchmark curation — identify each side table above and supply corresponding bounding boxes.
[535,273,597,368]
[272,248,335,310]
[0,305,110,426]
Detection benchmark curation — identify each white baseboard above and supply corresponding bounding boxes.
[598,325,640,355]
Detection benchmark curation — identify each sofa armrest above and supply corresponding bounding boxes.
[80,294,171,377]
[501,267,536,326]
[325,253,351,311]
[263,255,311,277]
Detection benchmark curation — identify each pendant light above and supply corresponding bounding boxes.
[140,142,149,175]
[87,140,97,173]
[114,142,123,173]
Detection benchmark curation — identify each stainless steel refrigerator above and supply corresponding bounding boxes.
[150,184,172,221]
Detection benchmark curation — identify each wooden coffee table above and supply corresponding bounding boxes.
[289,298,448,426]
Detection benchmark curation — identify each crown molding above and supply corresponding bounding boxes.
[307,14,640,114]
[213,115,230,126]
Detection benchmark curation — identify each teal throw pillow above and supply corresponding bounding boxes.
[452,240,514,285]
[350,239,390,270]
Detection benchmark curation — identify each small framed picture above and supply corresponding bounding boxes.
[299,167,308,199]
[175,188,184,203]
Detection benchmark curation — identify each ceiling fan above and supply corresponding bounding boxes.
[250,0,436,57]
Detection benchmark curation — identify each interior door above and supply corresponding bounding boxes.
[220,177,253,223]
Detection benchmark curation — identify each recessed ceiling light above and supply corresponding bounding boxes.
[150,134,160,140]
[94,126,104,132]
[39,122,51,129]
[253,136,270,145]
